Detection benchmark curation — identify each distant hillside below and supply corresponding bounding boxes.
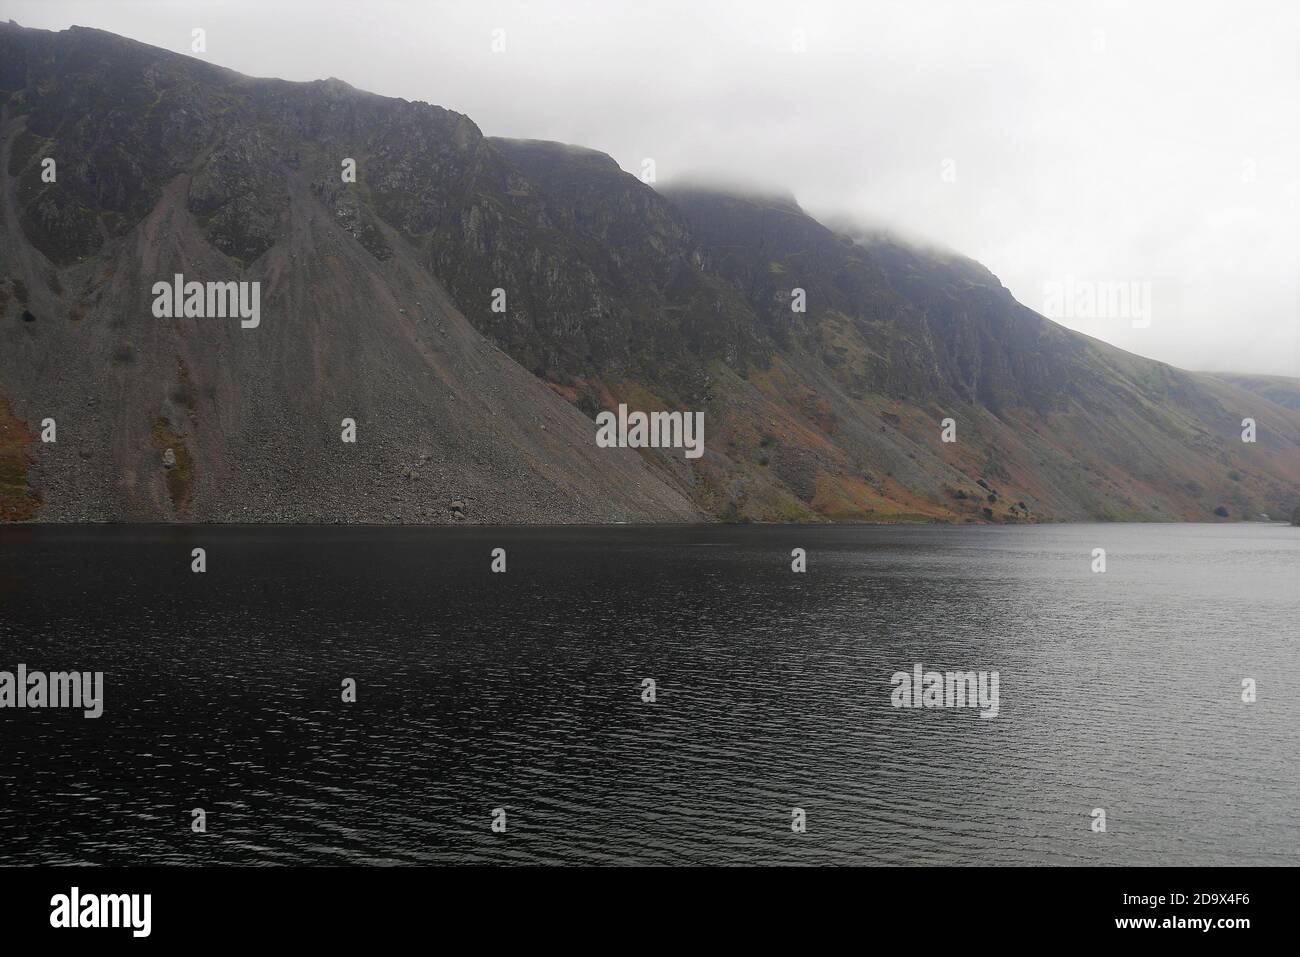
[1,22,1296,524]
[1207,373,1300,413]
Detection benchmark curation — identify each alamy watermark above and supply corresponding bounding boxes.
[50,887,150,937]
[152,273,260,328]
[890,663,1000,718]
[595,403,704,459]
[0,665,103,718]
[1042,276,1151,329]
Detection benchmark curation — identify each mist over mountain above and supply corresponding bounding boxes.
[1,22,1297,524]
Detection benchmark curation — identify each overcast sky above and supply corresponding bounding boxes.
[11,0,1299,376]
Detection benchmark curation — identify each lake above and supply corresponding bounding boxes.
[0,522,1295,865]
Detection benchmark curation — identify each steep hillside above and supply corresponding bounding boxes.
[1,22,1296,524]
[518,166,1300,523]
[0,23,697,523]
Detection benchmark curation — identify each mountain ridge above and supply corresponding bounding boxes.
[1,22,1296,524]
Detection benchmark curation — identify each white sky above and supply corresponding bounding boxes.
[9,0,1299,376]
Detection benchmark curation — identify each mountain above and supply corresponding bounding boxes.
[1,22,1297,524]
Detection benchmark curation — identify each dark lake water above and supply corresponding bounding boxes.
[0,523,1295,865]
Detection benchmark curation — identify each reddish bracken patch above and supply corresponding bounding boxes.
[0,393,41,521]
[545,381,580,403]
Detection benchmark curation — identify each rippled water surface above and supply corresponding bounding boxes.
[0,523,1296,865]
